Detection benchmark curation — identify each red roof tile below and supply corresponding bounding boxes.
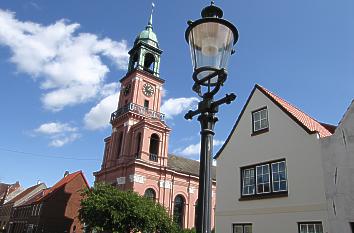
[257,84,333,138]
[36,171,88,202]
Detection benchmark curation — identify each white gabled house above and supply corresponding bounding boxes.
[214,84,337,233]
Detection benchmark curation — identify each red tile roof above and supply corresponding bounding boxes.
[31,171,88,203]
[214,84,334,159]
[257,84,333,138]
[12,171,89,207]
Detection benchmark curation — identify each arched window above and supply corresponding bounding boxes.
[129,52,139,71]
[149,134,159,162]
[144,188,156,201]
[117,132,123,158]
[143,53,155,73]
[135,132,141,159]
[173,195,185,229]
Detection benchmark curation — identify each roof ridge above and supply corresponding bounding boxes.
[256,84,324,125]
[256,84,332,138]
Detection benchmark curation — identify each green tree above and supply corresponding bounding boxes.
[79,183,179,233]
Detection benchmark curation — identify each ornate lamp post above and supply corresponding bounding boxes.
[184,1,239,233]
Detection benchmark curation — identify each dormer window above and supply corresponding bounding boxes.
[252,107,269,135]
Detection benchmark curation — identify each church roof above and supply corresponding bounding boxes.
[167,154,216,180]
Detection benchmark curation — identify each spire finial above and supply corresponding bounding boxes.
[147,2,155,30]
[211,0,215,5]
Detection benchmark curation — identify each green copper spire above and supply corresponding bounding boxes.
[128,2,162,77]
[146,2,154,30]
[134,2,158,47]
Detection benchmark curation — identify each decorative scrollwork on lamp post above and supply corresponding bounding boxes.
[184,2,239,233]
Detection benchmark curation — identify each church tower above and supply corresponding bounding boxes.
[95,8,171,184]
[94,8,216,229]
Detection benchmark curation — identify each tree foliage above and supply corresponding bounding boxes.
[79,183,179,233]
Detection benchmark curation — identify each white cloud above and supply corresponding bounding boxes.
[161,97,199,119]
[35,122,77,134]
[84,92,119,130]
[49,133,80,147]
[173,139,225,159]
[34,122,80,147]
[0,9,129,111]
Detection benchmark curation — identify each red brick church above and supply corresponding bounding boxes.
[94,12,216,229]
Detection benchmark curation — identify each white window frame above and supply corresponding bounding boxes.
[271,161,288,192]
[242,168,255,196]
[252,107,269,133]
[256,164,270,194]
[299,222,323,233]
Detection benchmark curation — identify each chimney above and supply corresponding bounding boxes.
[64,171,70,177]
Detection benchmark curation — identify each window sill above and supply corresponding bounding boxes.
[239,191,288,201]
[251,128,269,136]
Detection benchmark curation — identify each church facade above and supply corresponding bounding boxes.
[94,14,216,230]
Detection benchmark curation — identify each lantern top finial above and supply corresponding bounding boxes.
[201,1,223,18]
[134,2,158,46]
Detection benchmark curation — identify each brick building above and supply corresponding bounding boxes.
[94,11,216,230]
[0,183,46,232]
[7,171,89,233]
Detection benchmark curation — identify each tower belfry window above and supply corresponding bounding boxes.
[143,53,155,73]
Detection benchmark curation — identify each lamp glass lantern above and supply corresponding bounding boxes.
[185,7,238,86]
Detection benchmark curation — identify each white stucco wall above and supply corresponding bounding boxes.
[216,88,328,233]
[321,102,354,233]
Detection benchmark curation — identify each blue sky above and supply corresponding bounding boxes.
[0,0,353,188]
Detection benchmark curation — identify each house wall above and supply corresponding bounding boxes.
[215,89,328,233]
[38,175,87,233]
[321,103,354,233]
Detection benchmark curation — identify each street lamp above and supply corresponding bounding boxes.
[184,1,238,233]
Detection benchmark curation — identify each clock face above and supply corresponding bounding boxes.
[142,83,154,97]
[123,84,131,96]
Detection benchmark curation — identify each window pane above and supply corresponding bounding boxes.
[260,109,267,118]
[244,225,252,233]
[273,173,279,181]
[279,172,286,180]
[272,161,287,192]
[261,119,268,129]
[242,168,255,195]
[315,224,323,233]
[264,183,270,192]
[233,225,243,233]
[253,111,260,120]
[264,174,269,182]
[300,225,307,233]
[308,224,315,233]
[272,163,278,171]
[273,181,279,191]
[254,121,261,131]
[280,181,287,190]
